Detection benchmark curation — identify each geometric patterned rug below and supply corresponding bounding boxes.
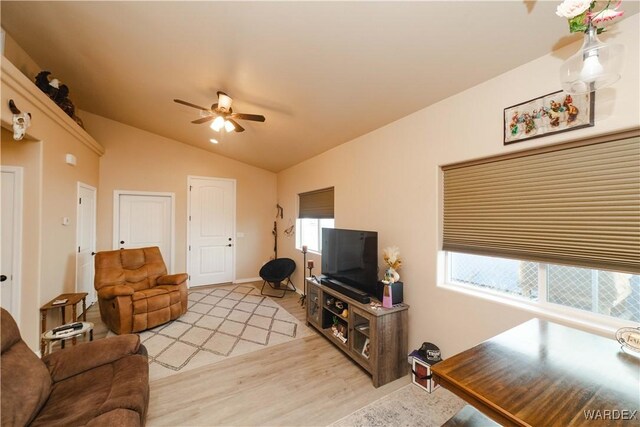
[110,283,312,382]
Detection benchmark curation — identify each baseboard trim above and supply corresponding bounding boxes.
[233,277,262,284]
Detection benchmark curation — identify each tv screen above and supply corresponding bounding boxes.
[321,228,378,296]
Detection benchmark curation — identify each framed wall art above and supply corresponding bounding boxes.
[503,90,594,145]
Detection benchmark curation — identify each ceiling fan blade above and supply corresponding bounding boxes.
[174,99,209,111]
[227,119,245,133]
[231,113,266,122]
[191,115,215,124]
[210,103,218,111]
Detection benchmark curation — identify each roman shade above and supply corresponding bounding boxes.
[298,187,334,219]
[442,131,640,274]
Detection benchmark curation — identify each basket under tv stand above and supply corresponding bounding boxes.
[305,278,409,387]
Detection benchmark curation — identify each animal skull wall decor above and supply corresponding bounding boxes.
[8,99,32,141]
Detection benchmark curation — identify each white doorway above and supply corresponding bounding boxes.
[188,177,235,286]
[1,166,23,324]
[114,191,175,272]
[76,183,97,306]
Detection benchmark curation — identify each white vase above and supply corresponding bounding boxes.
[386,267,400,283]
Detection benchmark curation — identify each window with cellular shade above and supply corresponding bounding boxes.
[298,187,334,219]
[442,131,640,274]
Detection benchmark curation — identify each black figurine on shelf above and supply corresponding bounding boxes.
[300,245,308,306]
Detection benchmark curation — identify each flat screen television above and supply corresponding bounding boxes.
[321,228,378,296]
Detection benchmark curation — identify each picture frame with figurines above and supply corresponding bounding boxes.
[503,90,594,145]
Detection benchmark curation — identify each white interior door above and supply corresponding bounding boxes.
[115,192,174,272]
[76,183,97,305]
[1,167,22,323]
[188,177,235,286]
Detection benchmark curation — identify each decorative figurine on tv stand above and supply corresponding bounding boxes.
[381,246,403,308]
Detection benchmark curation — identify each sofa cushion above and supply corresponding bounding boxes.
[95,247,168,293]
[30,354,149,427]
[85,409,142,427]
[43,335,142,383]
[1,309,52,427]
[132,288,170,314]
[132,288,168,301]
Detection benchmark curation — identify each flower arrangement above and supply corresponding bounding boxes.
[383,246,402,270]
[556,0,624,33]
[382,246,402,283]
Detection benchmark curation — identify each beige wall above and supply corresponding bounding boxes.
[80,111,277,281]
[2,30,41,81]
[277,15,640,357]
[1,58,102,350]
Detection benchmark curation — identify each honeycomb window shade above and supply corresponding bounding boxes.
[299,187,334,219]
[442,131,640,274]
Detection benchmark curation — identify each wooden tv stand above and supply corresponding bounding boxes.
[306,278,409,387]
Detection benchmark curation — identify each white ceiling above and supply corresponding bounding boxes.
[2,1,637,172]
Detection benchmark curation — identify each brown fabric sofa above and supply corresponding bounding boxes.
[0,308,149,426]
[95,246,188,334]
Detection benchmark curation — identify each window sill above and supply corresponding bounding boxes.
[437,281,636,339]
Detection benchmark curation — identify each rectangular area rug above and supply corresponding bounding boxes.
[109,284,312,381]
[330,384,465,427]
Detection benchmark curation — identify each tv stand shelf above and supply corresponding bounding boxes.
[306,278,409,387]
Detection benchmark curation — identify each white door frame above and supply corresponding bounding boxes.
[113,190,176,273]
[1,166,23,326]
[75,182,97,301]
[187,175,237,287]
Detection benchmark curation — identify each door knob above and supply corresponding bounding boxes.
[91,252,96,256]
[228,238,232,241]
[0,275,6,282]
[120,241,125,244]
[227,244,232,247]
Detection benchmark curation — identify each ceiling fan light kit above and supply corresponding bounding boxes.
[174,91,266,141]
[211,115,226,131]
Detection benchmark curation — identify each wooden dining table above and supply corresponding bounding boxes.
[432,318,640,426]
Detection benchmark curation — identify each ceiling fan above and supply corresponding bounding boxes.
[173,91,265,133]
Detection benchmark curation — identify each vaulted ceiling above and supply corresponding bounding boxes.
[2,1,637,171]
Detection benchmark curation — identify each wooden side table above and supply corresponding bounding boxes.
[40,292,88,355]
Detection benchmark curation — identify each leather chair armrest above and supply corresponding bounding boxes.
[98,285,134,299]
[156,273,188,286]
[42,335,142,383]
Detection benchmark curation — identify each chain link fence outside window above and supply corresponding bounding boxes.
[449,252,639,322]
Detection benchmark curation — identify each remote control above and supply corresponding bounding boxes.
[52,322,83,334]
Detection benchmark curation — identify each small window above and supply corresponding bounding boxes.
[297,187,334,253]
[296,218,335,253]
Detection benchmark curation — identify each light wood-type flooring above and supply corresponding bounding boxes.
[85,282,410,426]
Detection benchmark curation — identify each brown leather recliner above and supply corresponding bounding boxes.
[94,246,188,334]
[0,308,149,426]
